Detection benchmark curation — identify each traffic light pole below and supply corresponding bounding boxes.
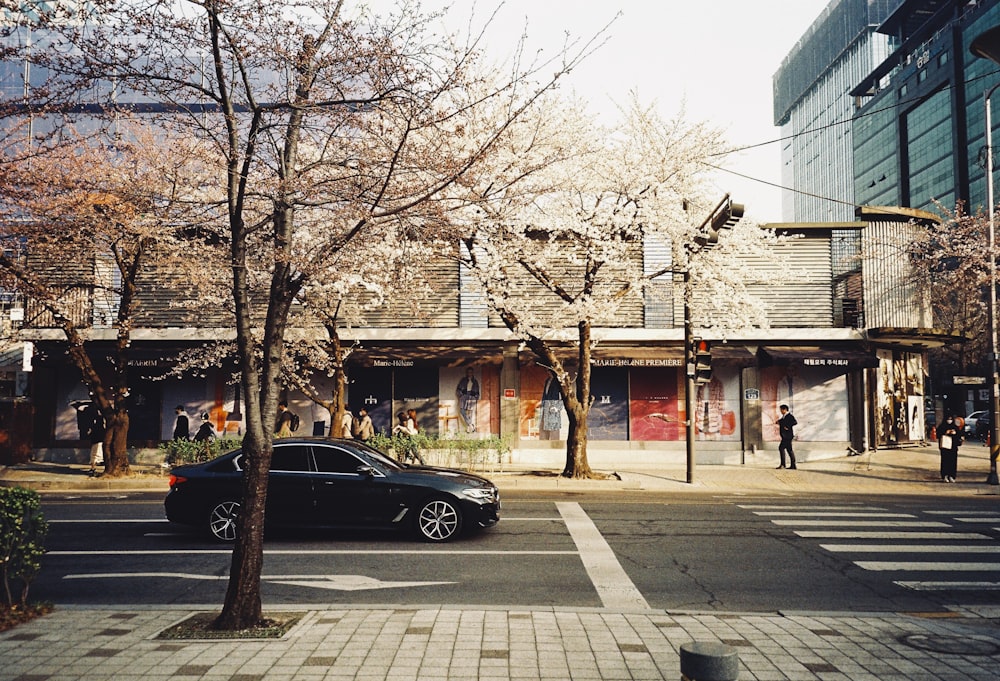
[682,195,744,485]
[684,269,696,484]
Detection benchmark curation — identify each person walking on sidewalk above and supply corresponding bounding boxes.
[85,403,106,476]
[938,414,962,482]
[356,407,374,442]
[776,404,797,469]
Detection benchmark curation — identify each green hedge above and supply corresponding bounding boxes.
[0,486,48,607]
[368,432,511,470]
[158,432,510,471]
[158,436,245,466]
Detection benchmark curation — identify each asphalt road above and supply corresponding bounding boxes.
[32,490,1000,613]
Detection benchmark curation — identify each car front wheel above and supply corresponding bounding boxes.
[208,500,240,542]
[415,498,462,542]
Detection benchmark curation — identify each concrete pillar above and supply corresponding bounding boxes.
[499,343,520,446]
[680,641,739,680]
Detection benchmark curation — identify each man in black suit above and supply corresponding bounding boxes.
[776,404,797,469]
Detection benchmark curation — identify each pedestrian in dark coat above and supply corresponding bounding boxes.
[776,404,797,469]
[938,414,962,482]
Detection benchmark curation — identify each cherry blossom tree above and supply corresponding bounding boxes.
[0,124,215,476]
[282,228,438,437]
[6,0,602,628]
[905,204,990,373]
[449,97,779,477]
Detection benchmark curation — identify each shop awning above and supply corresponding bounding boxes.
[757,346,878,369]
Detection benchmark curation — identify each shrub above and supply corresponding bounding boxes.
[159,436,244,465]
[368,431,511,471]
[0,486,48,607]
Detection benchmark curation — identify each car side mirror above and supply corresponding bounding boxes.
[356,465,376,477]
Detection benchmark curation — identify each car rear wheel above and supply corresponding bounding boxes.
[208,500,240,542]
[415,497,462,542]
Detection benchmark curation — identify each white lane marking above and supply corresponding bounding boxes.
[924,511,997,515]
[955,517,1000,523]
[557,502,649,610]
[48,519,169,523]
[739,505,886,510]
[753,512,915,518]
[51,516,559,522]
[820,544,1000,553]
[856,562,1000,571]
[62,573,455,590]
[896,581,1000,591]
[48,549,578,556]
[796,531,990,539]
[770,520,949,527]
[65,572,225,580]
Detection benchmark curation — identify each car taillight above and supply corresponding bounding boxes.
[168,474,187,488]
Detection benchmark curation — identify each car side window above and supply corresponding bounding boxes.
[312,445,366,474]
[270,445,311,472]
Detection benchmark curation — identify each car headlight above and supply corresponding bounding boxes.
[461,487,496,501]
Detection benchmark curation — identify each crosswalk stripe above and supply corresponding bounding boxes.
[795,531,990,539]
[820,544,1000,553]
[557,502,649,610]
[856,561,1000,571]
[749,505,1000,594]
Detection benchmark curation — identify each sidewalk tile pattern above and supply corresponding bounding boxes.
[4,606,1000,680]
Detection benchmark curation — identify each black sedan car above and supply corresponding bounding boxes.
[165,438,500,542]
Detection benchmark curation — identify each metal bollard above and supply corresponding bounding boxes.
[680,641,739,681]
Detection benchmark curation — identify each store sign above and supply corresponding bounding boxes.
[954,375,986,385]
[372,359,415,367]
[591,358,683,367]
[803,357,850,366]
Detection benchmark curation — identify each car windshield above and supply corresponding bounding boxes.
[224,439,404,473]
[350,440,403,471]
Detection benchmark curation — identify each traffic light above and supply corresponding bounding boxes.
[693,339,712,384]
[694,196,744,248]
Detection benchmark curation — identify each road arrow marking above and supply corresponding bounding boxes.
[265,575,455,591]
[62,572,455,591]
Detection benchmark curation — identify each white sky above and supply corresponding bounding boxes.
[370,0,832,221]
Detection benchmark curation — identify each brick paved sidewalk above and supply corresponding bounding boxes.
[3,605,1000,680]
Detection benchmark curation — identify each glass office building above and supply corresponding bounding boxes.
[774,0,901,222]
[852,0,1000,215]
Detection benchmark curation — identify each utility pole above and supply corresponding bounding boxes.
[970,28,1000,485]
[684,195,743,483]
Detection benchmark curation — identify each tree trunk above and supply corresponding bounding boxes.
[516,319,599,479]
[215,431,267,629]
[561,320,595,478]
[326,324,348,437]
[562,399,593,478]
[103,410,131,477]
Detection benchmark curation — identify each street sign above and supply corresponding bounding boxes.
[954,376,986,384]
